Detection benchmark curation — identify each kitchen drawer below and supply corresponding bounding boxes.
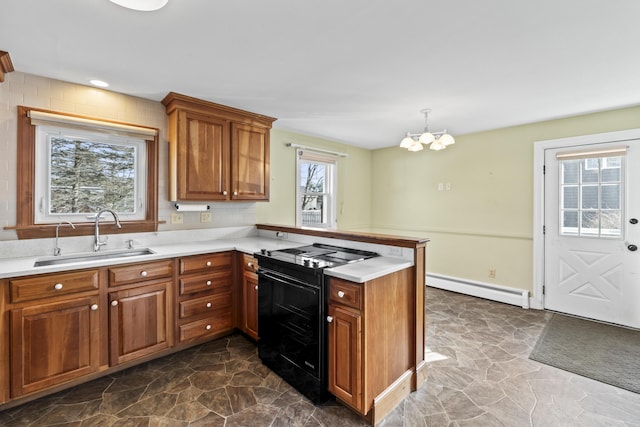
[179,313,232,342]
[179,292,232,319]
[329,279,362,310]
[10,270,99,303]
[179,252,232,275]
[242,254,258,273]
[179,271,232,296]
[109,260,173,287]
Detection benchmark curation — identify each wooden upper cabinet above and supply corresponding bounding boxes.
[162,92,276,202]
[231,123,269,201]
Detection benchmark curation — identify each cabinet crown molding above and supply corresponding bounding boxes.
[162,92,277,128]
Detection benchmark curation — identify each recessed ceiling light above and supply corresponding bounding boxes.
[90,79,109,88]
[109,0,168,11]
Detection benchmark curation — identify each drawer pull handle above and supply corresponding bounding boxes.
[206,280,212,286]
[91,304,98,311]
[337,291,345,298]
[254,285,258,290]
[54,283,63,290]
[206,302,212,308]
[140,271,148,277]
[205,324,212,330]
[206,261,212,267]
[327,316,334,323]
[111,300,118,307]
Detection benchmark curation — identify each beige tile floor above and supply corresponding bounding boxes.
[1,287,639,426]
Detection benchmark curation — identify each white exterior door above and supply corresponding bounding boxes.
[544,141,640,328]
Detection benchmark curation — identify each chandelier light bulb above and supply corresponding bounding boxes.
[429,139,446,151]
[418,132,435,145]
[400,133,414,149]
[439,133,455,146]
[408,141,424,152]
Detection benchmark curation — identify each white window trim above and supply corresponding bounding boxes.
[295,148,337,228]
[34,125,148,224]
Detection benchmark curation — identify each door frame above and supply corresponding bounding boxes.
[533,128,640,310]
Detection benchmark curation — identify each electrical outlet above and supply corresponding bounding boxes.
[171,213,183,224]
[488,269,496,278]
[200,212,212,223]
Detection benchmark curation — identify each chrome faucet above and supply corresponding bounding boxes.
[54,220,76,256]
[94,209,122,252]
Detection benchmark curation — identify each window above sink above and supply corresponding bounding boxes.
[13,106,160,239]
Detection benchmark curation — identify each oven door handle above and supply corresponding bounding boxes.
[258,270,319,293]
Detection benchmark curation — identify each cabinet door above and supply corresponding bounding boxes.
[242,271,259,340]
[10,296,101,397]
[327,304,362,412]
[230,123,269,201]
[109,282,173,365]
[177,111,230,200]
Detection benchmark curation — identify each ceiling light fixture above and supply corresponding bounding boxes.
[109,0,168,11]
[399,109,455,152]
[89,79,109,88]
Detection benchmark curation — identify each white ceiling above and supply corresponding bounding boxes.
[2,0,640,149]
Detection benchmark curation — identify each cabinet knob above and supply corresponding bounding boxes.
[233,191,238,196]
[205,324,212,330]
[223,191,228,196]
[140,270,148,277]
[206,280,212,286]
[111,300,118,307]
[206,261,212,267]
[327,316,334,323]
[337,290,345,298]
[54,283,63,290]
[90,304,98,311]
[206,302,212,308]
[254,285,258,290]
[247,262,253,268]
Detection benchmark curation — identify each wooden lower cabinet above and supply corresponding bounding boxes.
[177,252,234,343]
[240,253,259,340]
[327,304,362,411]
[108,281,173,366]
[10,294,101,397]
[327,268,414,424]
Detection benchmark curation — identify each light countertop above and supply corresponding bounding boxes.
[0,237,413,283]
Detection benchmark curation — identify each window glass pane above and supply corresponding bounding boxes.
[49,137,136,214]
[300,162,326,194]
[562,160,579,184]
[601,156,621,182]
[581,160,599,183]
[581,211,599,235]
[601,184,620,209]
[562,211,578,234]
[300,195,325,226]
[562,186,578,209]
[581,186,598,209]
[601,211,621,237]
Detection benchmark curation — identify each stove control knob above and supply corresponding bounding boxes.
[261,249,267,255]
[303,259,310,266]
[267,251,272,256]
[312,261,320,268]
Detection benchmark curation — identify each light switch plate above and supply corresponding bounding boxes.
[171,213,183,224]
[200,212,212,223]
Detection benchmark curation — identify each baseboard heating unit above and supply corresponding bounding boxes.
[427,273,530,309]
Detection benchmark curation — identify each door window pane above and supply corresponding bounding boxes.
[559,155,623,238]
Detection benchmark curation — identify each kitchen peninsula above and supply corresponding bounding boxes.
[0,224,427,425]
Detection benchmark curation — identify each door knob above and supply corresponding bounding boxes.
[628,244,638,252]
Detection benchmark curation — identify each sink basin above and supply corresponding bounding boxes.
[34,248,155,267]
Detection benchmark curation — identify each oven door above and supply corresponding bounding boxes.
[257,267,321,378]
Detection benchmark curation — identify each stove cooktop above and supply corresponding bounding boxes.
[256,243,379,269]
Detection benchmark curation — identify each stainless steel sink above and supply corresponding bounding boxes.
[34,248,155,267]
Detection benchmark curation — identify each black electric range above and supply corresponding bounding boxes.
[254,243,378,403]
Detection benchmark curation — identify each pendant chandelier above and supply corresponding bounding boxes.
[399,109,455,152]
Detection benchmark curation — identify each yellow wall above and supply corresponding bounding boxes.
[370,105,640,294]
[256,129,373,230]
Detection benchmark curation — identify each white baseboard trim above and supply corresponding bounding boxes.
[427,273,530,309]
